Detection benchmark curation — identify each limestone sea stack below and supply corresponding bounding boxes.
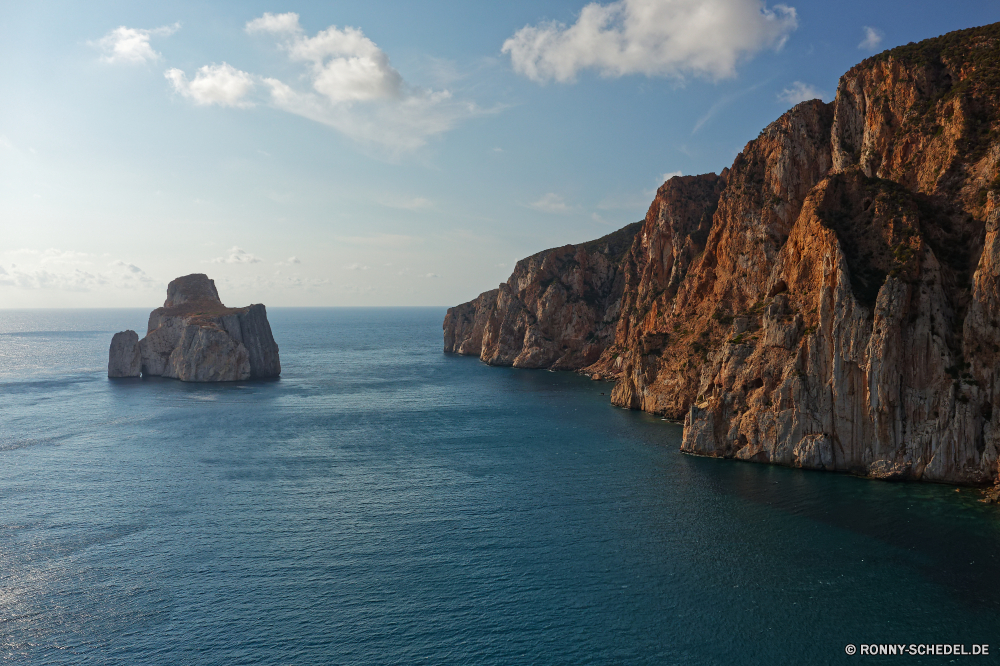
[107,330,141,377]
[107,274,280,382]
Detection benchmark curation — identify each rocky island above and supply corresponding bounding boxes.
[445,23,1000,488]
[108,273,280,382]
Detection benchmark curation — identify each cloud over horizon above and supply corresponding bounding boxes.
[0,254,155,291]
[211,246,262,264]
[502,0,798,83]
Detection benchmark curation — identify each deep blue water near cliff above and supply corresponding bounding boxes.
[1,307,999,665]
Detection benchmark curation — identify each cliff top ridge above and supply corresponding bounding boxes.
[867,22,1000,73]
[160,274,246,320]
[164,273,222,307]
[513,220,644,274]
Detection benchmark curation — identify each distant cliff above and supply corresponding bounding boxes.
[444,222,640,369]
[108,274,280,382]
[446,23,1000,487]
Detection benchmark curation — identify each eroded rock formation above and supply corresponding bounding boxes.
[444,222,641,369]
[108,330,141,378]
[446,23,1000,486]
[108,274,280,382]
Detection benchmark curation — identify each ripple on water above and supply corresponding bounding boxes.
[0,308,998,665]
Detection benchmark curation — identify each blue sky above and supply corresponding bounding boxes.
[1,0,996,307]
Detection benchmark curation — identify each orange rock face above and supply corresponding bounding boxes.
[447,23,1000,485]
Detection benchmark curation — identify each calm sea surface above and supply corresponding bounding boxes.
[1,307,998,665]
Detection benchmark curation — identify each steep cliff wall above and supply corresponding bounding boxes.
[585,99,836,415]
[445,23,1000,486]
[585,23,1000,485]
[444,222,641,369]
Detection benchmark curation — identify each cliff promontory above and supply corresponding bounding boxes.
[446,23,1000,487]
[108,274,280,382]
[444,222,641,369]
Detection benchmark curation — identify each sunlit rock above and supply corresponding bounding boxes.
[109,273,280,383]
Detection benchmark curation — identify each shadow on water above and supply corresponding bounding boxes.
[106,374,282,394]
[679,452,1000,611]
[0,374,99,393]
[485,357,1000,613]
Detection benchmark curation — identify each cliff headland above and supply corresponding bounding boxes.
[109,273,280,382]
[445,23,1000,487]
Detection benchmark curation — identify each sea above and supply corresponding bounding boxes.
[1,307,998,665]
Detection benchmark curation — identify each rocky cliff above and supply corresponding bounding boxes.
[108,274,280,382]
[444,222,641,369]
[447,23,1000,487]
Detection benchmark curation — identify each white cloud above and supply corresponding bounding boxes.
[246,12,303,35]
[0,267,92,291]
[662,170,683,182]
[286,25,404,103]
[502,0,797,83]
[858,26,884,51]
[288,256,301,264]
[777,80,827,104]
[92,24,179,64]
[529,192,571,213]
[344,263,370,271]
[0,257,153,291]
[423,273,440,278]
[0,135,13,150]
[243,15,488,151]
[163,15,490,151]
[165,63,255,107]
[211,246,262,264]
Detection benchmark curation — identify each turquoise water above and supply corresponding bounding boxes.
[1,307,998,664]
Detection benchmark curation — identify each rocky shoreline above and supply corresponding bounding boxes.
[445,23,1000,489]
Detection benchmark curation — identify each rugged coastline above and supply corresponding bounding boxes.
[444,23,1000,488]
[444,222,641,369]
